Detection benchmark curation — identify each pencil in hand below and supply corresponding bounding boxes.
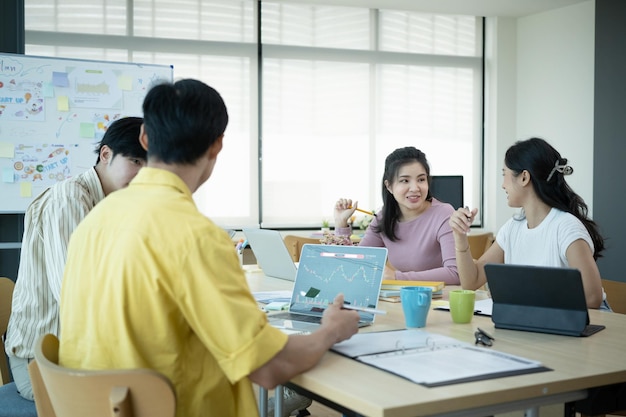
[350,206,375,216]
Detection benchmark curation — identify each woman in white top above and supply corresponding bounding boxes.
[449,137,609,309]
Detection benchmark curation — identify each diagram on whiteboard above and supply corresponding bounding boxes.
[0,53,172,212]
[9,143,79,186]
[0,77,45,121]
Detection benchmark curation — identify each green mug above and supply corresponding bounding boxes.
[449,290,475,324]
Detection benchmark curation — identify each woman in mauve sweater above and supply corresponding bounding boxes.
[334,146,459,285]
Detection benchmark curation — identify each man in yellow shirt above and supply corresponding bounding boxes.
[6,116,146,401]
[59,79,360,417]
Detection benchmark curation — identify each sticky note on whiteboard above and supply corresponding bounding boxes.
[0,141,14,158]
[57,96,69,111]
[20,182,32,197]
[118,75,132,91]
[2,168,14,183]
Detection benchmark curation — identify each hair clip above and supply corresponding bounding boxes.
[546,160,574,182]
[474,328,495,347]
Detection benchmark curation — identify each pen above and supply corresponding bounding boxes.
[349,206,376,216]
[464,206,471,234]
[342,304,387,315]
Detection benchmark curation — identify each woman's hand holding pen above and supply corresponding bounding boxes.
[449,207,478,236]
[334,198,357,228]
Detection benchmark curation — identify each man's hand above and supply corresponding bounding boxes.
[321,293,360,344]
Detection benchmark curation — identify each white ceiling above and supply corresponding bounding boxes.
[280,0,591,17]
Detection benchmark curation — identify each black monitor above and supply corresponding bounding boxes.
[430,175,464,210]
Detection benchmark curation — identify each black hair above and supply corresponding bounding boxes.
[94,117,145,164]
[373,147,432,241]
[141,79,229,164]
[504,137,604,259]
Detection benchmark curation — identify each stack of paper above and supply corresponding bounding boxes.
[380,280,445,299]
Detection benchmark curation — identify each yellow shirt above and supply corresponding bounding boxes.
[59,167,288,417]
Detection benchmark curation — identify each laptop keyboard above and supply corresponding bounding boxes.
[270,312,322,323]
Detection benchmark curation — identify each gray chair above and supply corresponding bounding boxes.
[0,277,38,417]
[0,382,39,417]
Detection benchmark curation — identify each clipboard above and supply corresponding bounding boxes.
[331,329,550,387]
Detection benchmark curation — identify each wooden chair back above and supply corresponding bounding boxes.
[283,235,322,262]
[467,232,495,260]
[30,334,176,417]
[0,277,15,385]
[602,279,626,314]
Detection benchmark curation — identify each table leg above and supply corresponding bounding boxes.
[259,386,268,417]
[525,406,540,417]
[274,385,284,417]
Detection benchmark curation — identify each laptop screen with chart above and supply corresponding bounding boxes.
[268,244,387,332]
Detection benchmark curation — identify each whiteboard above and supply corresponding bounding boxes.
[0,53,173,213]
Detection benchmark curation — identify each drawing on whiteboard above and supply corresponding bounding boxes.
[69,68,123,109]
[10,143,79,186]
[0,77,45,121]
[0,52,173,212]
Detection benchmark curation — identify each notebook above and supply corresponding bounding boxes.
[242,228,298,281]
[485,263,605,337]
[268,244,388,332]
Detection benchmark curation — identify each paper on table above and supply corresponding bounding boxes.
[333,329,454,358]
[434,297,493,316]
[358,343,545,386]
[332,329,548,387]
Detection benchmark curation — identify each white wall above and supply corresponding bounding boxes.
[484,16,518,232]
[484,0,595,233]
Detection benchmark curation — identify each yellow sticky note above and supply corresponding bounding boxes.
[0,141,15,158]
[20,182,32,197]
[80,122,95,138]
[118,75,132,91]
[57,96,69,111]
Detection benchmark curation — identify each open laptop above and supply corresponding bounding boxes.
[268,244,388,332]
[242,228,298,281]
[485,264,605,337]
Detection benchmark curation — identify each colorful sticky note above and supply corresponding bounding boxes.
[57,96,69,111]
[0,141,15,158]
[43,82,55,98]
[2,168,14,183]
[52,71,70,87]
[80,122,95,138]
[117,75,132,91]
[20,181,32,197]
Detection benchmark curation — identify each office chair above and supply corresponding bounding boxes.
[602,279,626,314]
[283,235,322,262]
[0,277,38,417]
[467,232,495,260]
[29,333,176,417]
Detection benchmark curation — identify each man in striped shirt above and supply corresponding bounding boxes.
[4,117,147,401]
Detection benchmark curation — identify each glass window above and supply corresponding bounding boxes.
[262,3,370,49]
[26,0,127,35]
[379,11,478,56]
[24,0,483,229]
[133,0,254,42]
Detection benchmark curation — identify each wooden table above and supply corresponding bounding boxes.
[246,268,626,417]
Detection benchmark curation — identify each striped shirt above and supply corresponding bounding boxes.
[5,167,105,359]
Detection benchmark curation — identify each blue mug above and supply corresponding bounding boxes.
[400,286,432,328]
